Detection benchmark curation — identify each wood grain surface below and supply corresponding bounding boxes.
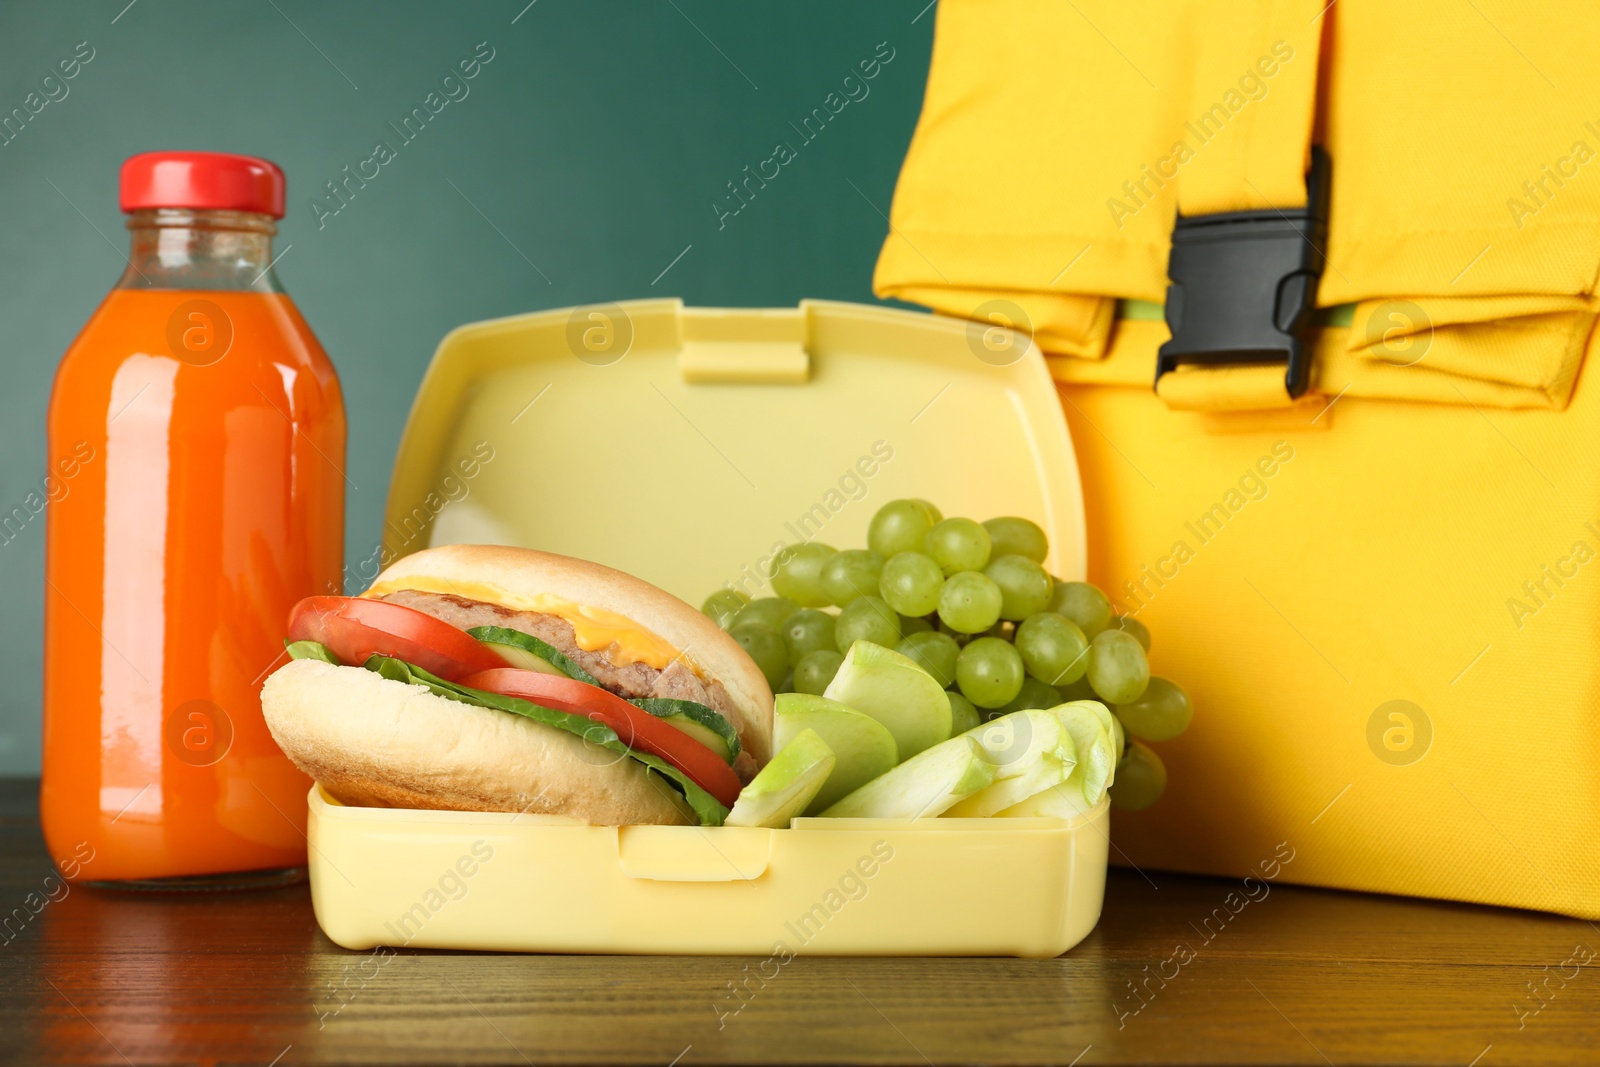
[1,779,1594,1066]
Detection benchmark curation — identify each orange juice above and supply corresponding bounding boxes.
[41,153,344,883]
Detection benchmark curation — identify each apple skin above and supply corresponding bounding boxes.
[726,728,836,829]
[823,640,953,760]
[774,693,900,814]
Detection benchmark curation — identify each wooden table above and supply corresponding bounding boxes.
[2,779,1594,1066]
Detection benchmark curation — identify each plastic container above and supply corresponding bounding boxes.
[309,788,1109,957]
[308,298,1105,955]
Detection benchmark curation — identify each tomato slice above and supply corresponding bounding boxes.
[287,596,509,682]
[460,668,742,808]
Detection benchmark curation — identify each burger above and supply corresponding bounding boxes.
[261,544,773,826]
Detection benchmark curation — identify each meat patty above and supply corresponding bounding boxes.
[379,590,757,782]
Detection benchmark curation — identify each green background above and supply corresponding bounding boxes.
[0,1,935,773]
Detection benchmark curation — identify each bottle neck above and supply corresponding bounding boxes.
[118,208,283,293]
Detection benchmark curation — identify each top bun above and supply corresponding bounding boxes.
[371,544,773,762]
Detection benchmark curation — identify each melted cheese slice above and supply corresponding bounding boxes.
[362,576,690,672]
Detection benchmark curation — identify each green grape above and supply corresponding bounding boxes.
[946,690,981,734]
[924,517,991,575]
[1086,629,1150,704]
[937,571,1003,634]
[730,622,788,689]
[777,672,795,694]
[1056,675,1097,702]
[899,614,933,635]
[1110,615,1151,651]
[782,608,837,664]
[793,649,845,695]
[729,597,800,633]
[879,551,945,616]
[982,516,1049,563]
[1049,581,1112,637]
[896,630,961,688]
[992,676,1063,718]
[910,499,944,523]
[834,595,902,651]
[868,500,938,558]
[770,542,836,607]
[1115,677,1191,742]
[1109,742,1167,811]
[985,554,1054,621]
[1014,612,1090,686]
[955,636,1025,709]
[701,588,750,629]
[821,549,886,607]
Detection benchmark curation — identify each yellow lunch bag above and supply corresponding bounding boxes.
[875,0,1600,917]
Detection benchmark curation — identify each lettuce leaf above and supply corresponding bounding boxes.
[286,639,340,664]
[286,641,726,825]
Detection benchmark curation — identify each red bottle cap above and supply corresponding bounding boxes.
[119,151,287,219]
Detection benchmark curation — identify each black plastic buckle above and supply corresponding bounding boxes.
[1155,148,1330,400]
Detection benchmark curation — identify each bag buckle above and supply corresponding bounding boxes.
[1154,148,1330,400]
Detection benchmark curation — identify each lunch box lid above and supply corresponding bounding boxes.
[380,298,1085,599]
[328,299,1104,958]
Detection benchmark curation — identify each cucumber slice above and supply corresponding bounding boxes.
[631,698,741,765]
[468,626,741,764]
[657,716,732,764]
[725,729,836,828]
[466,625,600,685]
[942,709,1078,818]
[773,693,899,814]
[481,642,567,676]
[820,734,996,819]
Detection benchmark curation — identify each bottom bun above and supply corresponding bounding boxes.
[261,658,694,825]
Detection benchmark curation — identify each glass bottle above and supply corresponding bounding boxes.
[41,152,345,885]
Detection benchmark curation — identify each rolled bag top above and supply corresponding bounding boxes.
[873,0,1600,412]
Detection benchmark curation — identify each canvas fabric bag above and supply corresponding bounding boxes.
[875,0,1600,916]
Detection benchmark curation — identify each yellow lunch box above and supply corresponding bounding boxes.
[306,298,1109,956]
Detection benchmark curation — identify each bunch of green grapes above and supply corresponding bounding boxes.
[701,499,1192,810]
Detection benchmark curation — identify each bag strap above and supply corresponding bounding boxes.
[1154,1,1331,412]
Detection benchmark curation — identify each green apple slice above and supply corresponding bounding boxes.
[943,710,1078,817]
[1075,700,1123,788]
[773,693,899,814]
[823,640,953,759]
[725,728,836,828]
[995,780,1097,820]
[1049,701,1118,806]
[820,734,995,819]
